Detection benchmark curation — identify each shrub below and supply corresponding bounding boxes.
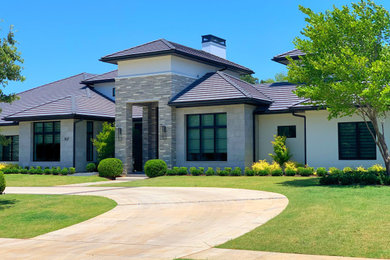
[343,167,354,173]
[20,168,28,174]
[144,159,167,178]
[298,167,314,176]
[252,160,271,175]
[284,168,296,176]
[216,167,221,175]
[178,167,188,175]
[29,168,38,174]
[269,135,292,166]
[36,166,42,170]
[269,162,283,176]
[231,167,242,176]
[190,167,201,176]
[316,167,327,177]
[218,169,229,176]
[61,168,69,175]
[98,158,123,179]
[320,174,340,185]
[86,163,96,172]
[356,166,367,173]
[0,163,18,171]
[166,169,176,176]
[36,168,44,175]
[224,167,232,174]
[44,168,52,175]
[205,167,215,176]
[93,122,115,161]
[0,171,5,194]
[198,167,205,175]
[329,167,341,174]
[69,167,76,174]
[244,167,255,176]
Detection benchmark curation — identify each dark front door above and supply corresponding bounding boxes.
[133,121,143,172]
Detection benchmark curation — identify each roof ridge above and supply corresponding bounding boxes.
[160,39,176,49]
[103,39,172,59]
[16,73,92,96]
[216,71,253,98]
[83,69,117,82]
[5,95,72,118]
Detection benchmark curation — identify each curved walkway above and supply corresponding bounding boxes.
[0,186,287,260]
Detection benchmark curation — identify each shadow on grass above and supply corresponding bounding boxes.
[279,178,320,187]
[0,198,17,210]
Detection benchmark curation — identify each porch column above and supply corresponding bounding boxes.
[115,102,133,173]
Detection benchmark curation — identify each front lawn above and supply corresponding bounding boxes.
[99,176,390,259]
[0,194,116,238]
[5,174,107,187]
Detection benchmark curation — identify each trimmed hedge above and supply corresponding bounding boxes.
[2,166,76,175]
[0,171,5,194]
[144,159,167,178]
[86,163,96,172]
[98,158,123,179]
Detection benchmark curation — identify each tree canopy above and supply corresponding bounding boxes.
[287,0,390,173]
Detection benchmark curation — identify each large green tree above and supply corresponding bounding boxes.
[0,25,24,145]
[287,0,390,174]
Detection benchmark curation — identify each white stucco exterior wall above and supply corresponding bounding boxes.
[256,113,305,164]
[305,110,389,168]
[93,82,115,100]
[176,104,255,169]
[117,55,240,80]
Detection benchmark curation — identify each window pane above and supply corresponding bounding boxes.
[278,126,296,138]
[44,122,53,133]
[35,134,43,144]
[339,123,358,159]
[187,115,200,127]
[13,136,19,161]
[188,129,200,140]
[202,114,214,127]
[54,134,61,144]
[35,123,43,133]
[358,123,376,159]
[44,134,53,144]
[202,128,214,153]
[87,122,93,132]
[54,122,61,132]
[216,114,227,126]
[216,128,227,153]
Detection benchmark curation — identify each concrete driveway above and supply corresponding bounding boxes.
[0,186,288,260]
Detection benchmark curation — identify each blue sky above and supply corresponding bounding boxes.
[2,0,389,94]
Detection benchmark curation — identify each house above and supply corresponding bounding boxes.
[0,34,386,172]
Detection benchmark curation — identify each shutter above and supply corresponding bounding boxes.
[339,123,358,159]
[358,123,376,159]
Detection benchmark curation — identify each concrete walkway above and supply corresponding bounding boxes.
[0,186,288,260]
[59,176,147,187]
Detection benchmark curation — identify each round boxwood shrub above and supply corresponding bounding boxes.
[86,163,96,172]
[0,171,5,194]
[61,168,69,175]
[98,158,123,179]
[144,159,167,178]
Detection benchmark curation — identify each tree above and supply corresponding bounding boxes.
[260,72,288,83]
[92,122,115,161]
[0,25,24,105]
[269,135,292,166]
[287,0,390,174]
[240,74,259,84]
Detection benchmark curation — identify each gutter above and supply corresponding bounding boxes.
[292,111,307,165]
[73,119,83,168]
[253,112,256,162]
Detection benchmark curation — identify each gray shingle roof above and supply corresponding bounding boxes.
[272,49,305,65]
[82,70,117,85]
[169,71,271,107]
[100,39,254,74]
[254,82,307,112]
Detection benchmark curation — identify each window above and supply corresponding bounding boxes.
[338,122,376,160]
[278,125,296,138]
[34,121,61,161]
[0,136,19,161]
[187,113,227,161]
[86,121,94,161]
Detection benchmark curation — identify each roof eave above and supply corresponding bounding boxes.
[81,78,115,85]
[168,98,271,108]
[3,114,115,122]
[100,50,254,75]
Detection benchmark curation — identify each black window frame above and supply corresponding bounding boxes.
[186,113,227,161]
[86,121,94,161]
[338,122,376,160]
[112,88,115,97]
[0,136,19,161]
[33,121,61,162]
[277,125,296,138]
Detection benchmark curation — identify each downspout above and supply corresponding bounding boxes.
[252,112,256,162]
[292,111,307,165]
[73,119,83,168]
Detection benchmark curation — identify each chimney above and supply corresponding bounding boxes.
[201,34,226,59]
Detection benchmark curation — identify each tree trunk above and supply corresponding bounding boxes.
[365,113,390,176]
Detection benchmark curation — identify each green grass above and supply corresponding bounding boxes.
[0,194,116,238]
[99,176,390,259]
[5,174,107,187]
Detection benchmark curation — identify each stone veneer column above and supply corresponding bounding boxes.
[115,103,133,173]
